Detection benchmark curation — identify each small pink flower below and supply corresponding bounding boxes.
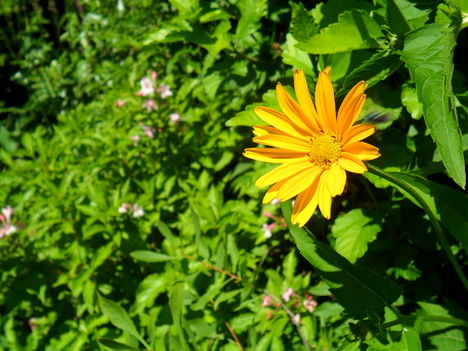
[142,125,156,139]
[0,205,17,238]
[151,71,157,82]
[142,99,157,111]
[115,99,126,107]
[170,113,181,124]
[303,297,318,313]
[270,198,280,205]
[158,84,173,99]
[138,77,154,96]
[282,288,294,302]
[118,203,131,214]
[262,295,273,307]
[132,204,144,217]
[262,223,276,238]
[263,211,275,219]
[292,313,301,325]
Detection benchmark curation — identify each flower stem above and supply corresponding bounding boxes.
[367,164,468,292]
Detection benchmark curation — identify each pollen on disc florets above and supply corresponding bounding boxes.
[308,132,341,169]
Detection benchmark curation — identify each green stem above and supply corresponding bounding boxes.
[382,315,468,329]
[367,164,468,292]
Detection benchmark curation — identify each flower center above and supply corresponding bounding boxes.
[308,133,341,169]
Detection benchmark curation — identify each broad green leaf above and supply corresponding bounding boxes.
[336,50,401,96]
[282,202,401,318]
[133,274,168,313]
[331,209,382,263]
[385,0,430,35]
[97,338,139,351]
[130,250,181,263]
[169,282,188,351]
[402,329,422,351]
[386,172,468,252]
[97,294,144,344]
[289,1,319,42]
[281,34,314,76]
[299,9,383,54]
[401,24,465,188]
[416,302,467,351]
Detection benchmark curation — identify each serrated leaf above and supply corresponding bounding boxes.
[385,0,430,35]
[336,50,401,96]
[281,202,401,319]
[299,9,383,54]
[289,1,318,41]
[98,294,144,344]
[400,24,465,188]
[331,209,382,263]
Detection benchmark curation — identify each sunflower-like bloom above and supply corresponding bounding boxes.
[243,67,380,227]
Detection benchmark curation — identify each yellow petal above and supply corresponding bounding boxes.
[317,173,332,219]
[276,83,318,135]
[277,166,322,201]
[243,148,308,164]
[253,125,290,138]
[254,107,309,141]
[341,123,376,145]
[253,134,311,152]
[255,160,312,188]
[338,152,368,173]
[293,70,322,131]
[325,162,347,197]
[263,178,289,204]
[337,81,366,136]
[291,178,320,227]
[343,142,380,161]
[315,67,337,132]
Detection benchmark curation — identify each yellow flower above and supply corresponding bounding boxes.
[243,67,380,227]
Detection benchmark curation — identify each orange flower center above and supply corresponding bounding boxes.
[308,133,341,169]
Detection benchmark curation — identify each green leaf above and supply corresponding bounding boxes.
[169,283,188,351]
[226,89,278,127]
[97,338,139,351]
[402,329,422,351]
[281,202,401,318]
[281,34,314,76]
[97,294,145,345]
[130,250,181,263]
[289,1,319,42]
[385,0,430,35]
[400,24,465,188]
[298,9,383,54]
[331,209,382,263]
[234,0,267,48]
[336,50,402,96]
[401,84,423,119]
[134,273,168,313]
[385,172,468,252]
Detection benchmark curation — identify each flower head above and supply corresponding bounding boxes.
[142,99,157,111]
[132,204,144,217]
[170,112,181,124]
[138,77,155,96]
[158,84,173,99]
[282,287,295,302]
[0,205,17,238]
[243,68,380,227]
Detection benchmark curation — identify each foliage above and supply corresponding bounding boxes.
[1,0,467,350]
